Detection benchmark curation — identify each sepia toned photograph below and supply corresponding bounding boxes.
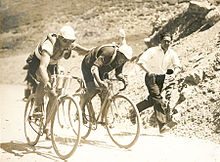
[0,0,220,161]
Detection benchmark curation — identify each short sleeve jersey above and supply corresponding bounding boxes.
[35,34,69,65]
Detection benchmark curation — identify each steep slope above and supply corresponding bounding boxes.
[125,3,220,143]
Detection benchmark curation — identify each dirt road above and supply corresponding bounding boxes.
[0,84,220,162]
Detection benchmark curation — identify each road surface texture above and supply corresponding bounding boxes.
[0,84,220,162]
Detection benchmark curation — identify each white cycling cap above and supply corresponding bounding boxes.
[118,44,132,60]
[60,25,76,40]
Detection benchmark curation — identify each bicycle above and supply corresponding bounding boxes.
[24,72,82,160]
[71,76,141,149]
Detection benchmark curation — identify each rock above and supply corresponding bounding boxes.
[205,8,220,26]
[209,0,220,5]
[216,125,220,133]
[135,0,143,2]
[184,70,204,85]
[188,1,212,15]
[213,52,220,71]
[178,0,190,3]
[167,0,179,5]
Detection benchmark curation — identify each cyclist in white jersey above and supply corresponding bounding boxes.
[24,25,90,138]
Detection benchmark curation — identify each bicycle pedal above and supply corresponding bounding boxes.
[98,121,106,126]
[32,112,43,118]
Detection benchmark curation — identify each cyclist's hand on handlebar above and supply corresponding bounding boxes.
[44,82,52,90]
[116,74,128,91]
[119,78,128,91]
[99,80,108,88]
[44,82,57,96]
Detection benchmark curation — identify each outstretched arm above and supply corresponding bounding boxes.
[70,43,91,55]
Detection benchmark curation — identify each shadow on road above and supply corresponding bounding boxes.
[0,140,61,161]
[79,138,118,150]
[140,133,163,137]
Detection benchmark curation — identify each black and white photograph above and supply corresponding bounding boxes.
[0,0,220,161]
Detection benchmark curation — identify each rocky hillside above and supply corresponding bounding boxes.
[0,0,219,144]
[131,1,220,143]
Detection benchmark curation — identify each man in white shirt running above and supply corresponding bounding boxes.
[134,33,182,133]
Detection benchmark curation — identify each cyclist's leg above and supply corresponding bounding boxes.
[99,89,108,123]
[33,81,45,116]
[80,82,97,116]
[46,93,58,125]
[45,66,57,125]
[81,61,98,119]
[43,92,58,140]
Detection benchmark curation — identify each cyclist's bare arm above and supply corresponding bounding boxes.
[70,43,91,55]
[91,65,106,87]
[39,51,50,86]
[115,64,126,81]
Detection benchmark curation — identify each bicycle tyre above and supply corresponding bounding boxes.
[24,94,43,146]
[105,95,141,149]
[51,95,82,160]
[57,100,67,129]
[71,94,92,139]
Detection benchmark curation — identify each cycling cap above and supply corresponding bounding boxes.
[118,44,132,60]
[60,25,76,40]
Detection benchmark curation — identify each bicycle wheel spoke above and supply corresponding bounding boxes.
[51,96,81,160]
[24,95,43,146]
[72,94,92,139]
[106,95,140,148]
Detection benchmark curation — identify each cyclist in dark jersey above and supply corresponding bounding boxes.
[80,43,132,123]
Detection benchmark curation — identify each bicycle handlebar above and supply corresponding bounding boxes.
[44,84,58,97]
[106,78,127,92]
[71,76,127,94]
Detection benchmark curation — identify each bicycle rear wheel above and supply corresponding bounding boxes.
[72,94,92,139]
[105,95,141,149]
[24,94,44,146]
[51,95,82,160]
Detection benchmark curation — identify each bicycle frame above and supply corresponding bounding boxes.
[72,75,141,148]
[27,92,58,136]
[72,76,123,126]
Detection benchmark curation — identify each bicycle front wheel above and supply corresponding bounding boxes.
[72,94,92,139]
[51,95,82,160]
[105,95,141,149]
[24,94,43,146]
